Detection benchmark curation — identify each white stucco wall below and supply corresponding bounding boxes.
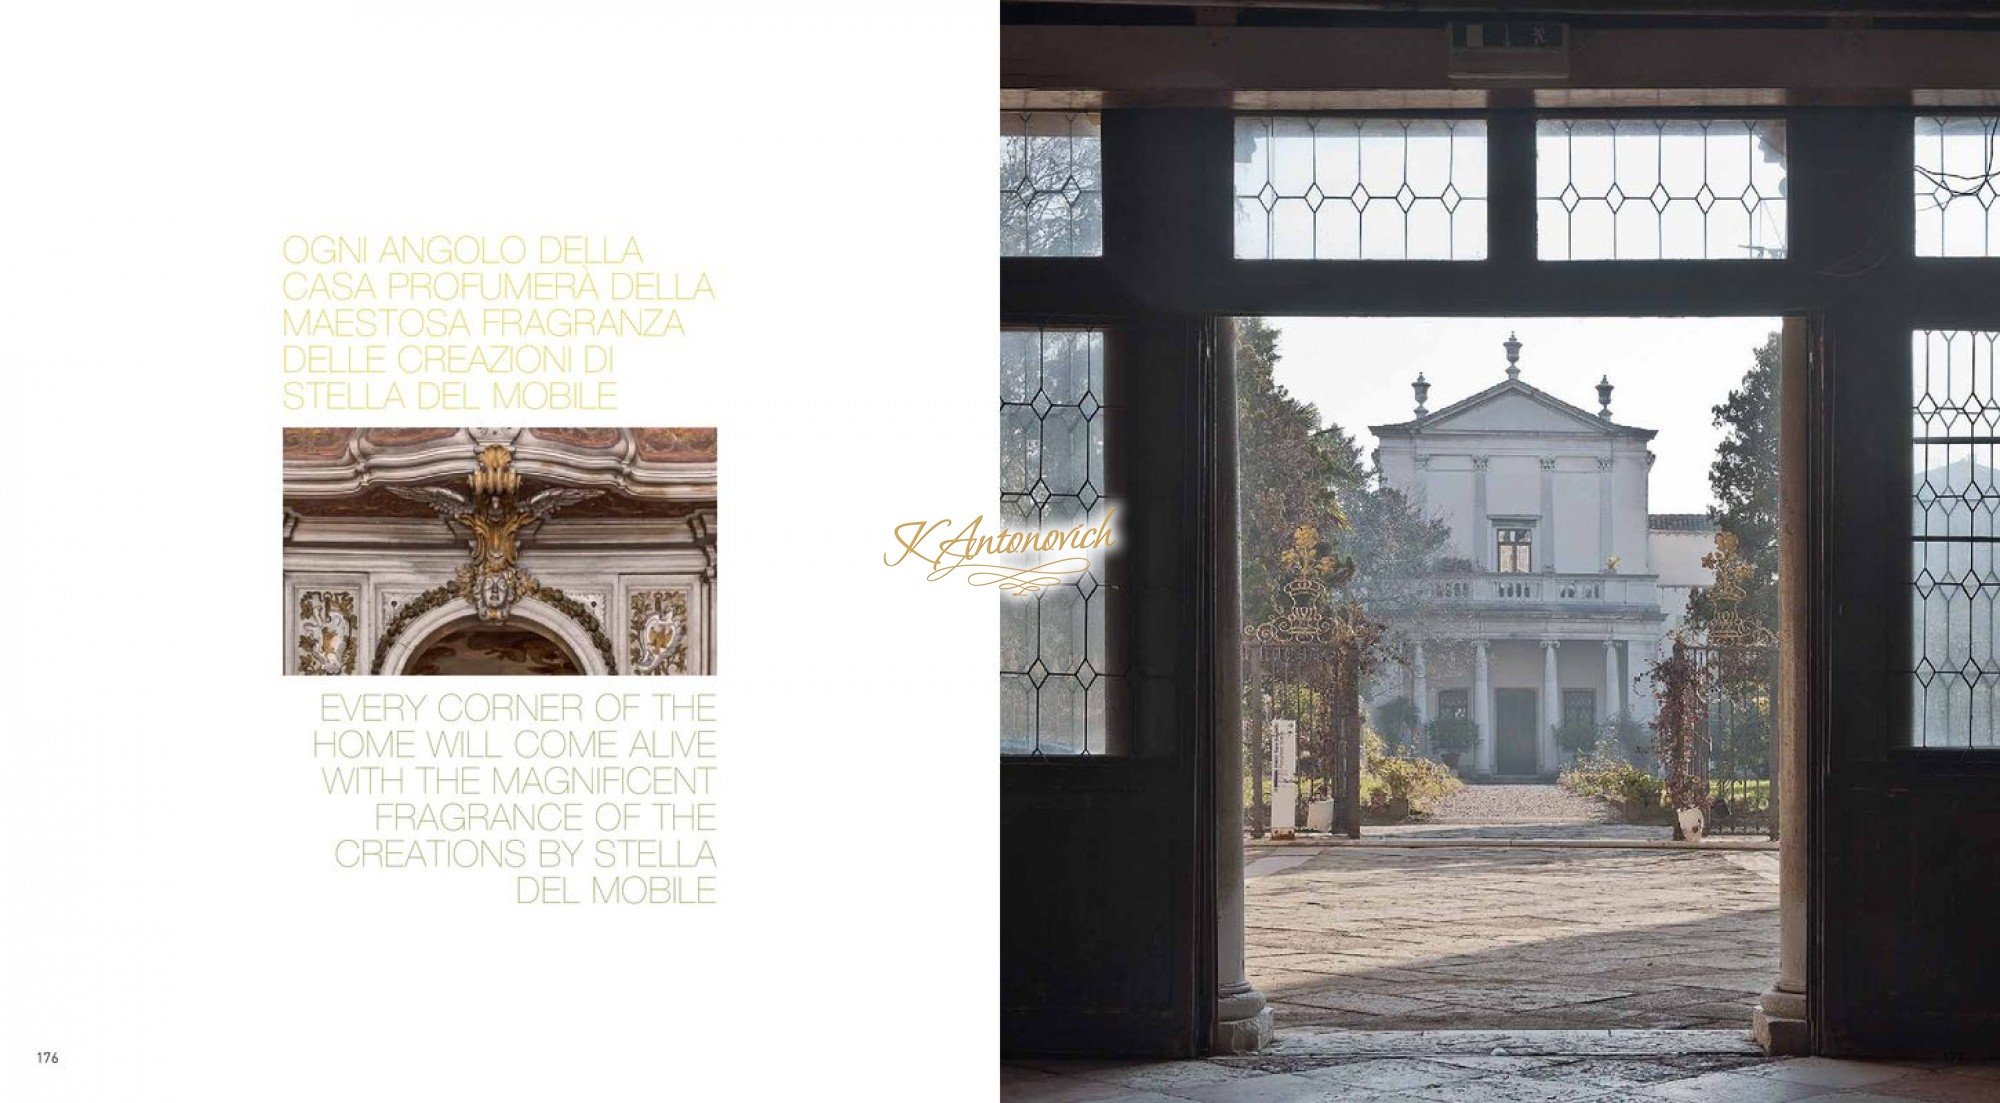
[1373,381,1658,577]
[1649,528,1718,589]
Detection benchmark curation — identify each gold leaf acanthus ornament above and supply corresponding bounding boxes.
[388,444,601,622]
[1245,524,1376,647]
[1697,530,1774,648]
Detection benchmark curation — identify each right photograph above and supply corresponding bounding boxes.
[1003,11,2000,1089]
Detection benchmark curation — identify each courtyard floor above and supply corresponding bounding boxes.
[1005,1050,2000,1102]
[1002,786,1986,1103]
[1245,784,1779,1032]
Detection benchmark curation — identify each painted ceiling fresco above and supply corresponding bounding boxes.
[404,625,582,676]
[282,427,716,463]
[281,427,716,519]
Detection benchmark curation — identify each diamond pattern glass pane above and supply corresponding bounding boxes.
[1001,328,1120,755]
[1915,116,2000,258]
[1912,330,2000,747]
[1537,119,1787,260]
[1001,112,1102,257]
[1233,117,1488,260]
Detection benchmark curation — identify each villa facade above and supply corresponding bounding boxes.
[1368,336,1715,776]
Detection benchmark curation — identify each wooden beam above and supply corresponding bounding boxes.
[1004,26,2000,102]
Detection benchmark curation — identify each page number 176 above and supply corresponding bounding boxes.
[37,1051,59,1065]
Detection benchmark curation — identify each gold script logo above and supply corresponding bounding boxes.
[884,509,1118,596]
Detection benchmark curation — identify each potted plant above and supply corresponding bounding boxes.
[1426,712,1478,771]
[1553,717,1602,767]
[1373,697,1421,753]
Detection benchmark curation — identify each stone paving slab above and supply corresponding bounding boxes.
[1246,843,1779,1032]
[1263,1028,1765,1056]
[1249,834,1776,849]
[1005,1054,2000,1103]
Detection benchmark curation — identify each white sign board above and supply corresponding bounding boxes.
[1269,719,1299,835]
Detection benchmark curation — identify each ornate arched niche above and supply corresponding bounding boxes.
[377,595,610,677]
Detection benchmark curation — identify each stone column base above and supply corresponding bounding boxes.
[1753,987,1809,1055]
[1215,981,1274,1054]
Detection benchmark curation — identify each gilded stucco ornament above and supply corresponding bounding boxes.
[297,590,358,675]
[630,590,690,675]
[389,443,600,623]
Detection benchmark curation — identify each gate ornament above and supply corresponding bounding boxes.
[390,443,601,622]
[1697,530,1776,649]
[1246,574,1345,645]
[1246,525,1368,646]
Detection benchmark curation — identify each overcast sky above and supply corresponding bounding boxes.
[1261,316,1782,515]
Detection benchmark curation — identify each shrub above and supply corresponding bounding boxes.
[1602,717,1651,762]
[1425,712,1478,756]
[1361,728,1463,818]
[1553,717,1601,758]
[1373,697,1421,751]
[1558,739,1666,820]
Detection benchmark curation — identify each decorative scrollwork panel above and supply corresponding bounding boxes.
[296,589,359,675]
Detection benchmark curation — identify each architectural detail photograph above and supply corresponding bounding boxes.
[283,426,716,676]
[1000,2,2000,1099]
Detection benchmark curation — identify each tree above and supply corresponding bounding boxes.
[1236,319,1454,830]
[1688,331,1781,635]
[1235,317,1353,621]
[1235,318,1452,621]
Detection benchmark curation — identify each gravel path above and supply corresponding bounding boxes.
[1423,783,1620,825]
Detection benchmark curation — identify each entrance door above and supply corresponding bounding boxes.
[1814,116,2000,1058]
[1001,313,1219,1056]
[1495,689,1539,775]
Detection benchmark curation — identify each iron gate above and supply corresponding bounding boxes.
[1242,571,1370,839]
[1686,643,1779,838]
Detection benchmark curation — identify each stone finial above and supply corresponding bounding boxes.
[1413,372,1431,415]
[1597,375,1614,418]
[1504,332,1522,379]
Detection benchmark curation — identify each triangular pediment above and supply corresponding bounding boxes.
[1422,387,1612,434]
[1373,378,1652,439]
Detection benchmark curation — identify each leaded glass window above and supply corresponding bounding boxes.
[1562,689,1597,729]
[1915,116,2000,258]
[1001,328,1120,754]
[1912,330,2000,747]
[1437,688,1469,719]
[1536,119,1788,260]
[1497,527,1534,574]
[1233,117,1488,260]
[1001,112,1102,257]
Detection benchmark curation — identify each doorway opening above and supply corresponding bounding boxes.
[1236,315,1794,1038]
